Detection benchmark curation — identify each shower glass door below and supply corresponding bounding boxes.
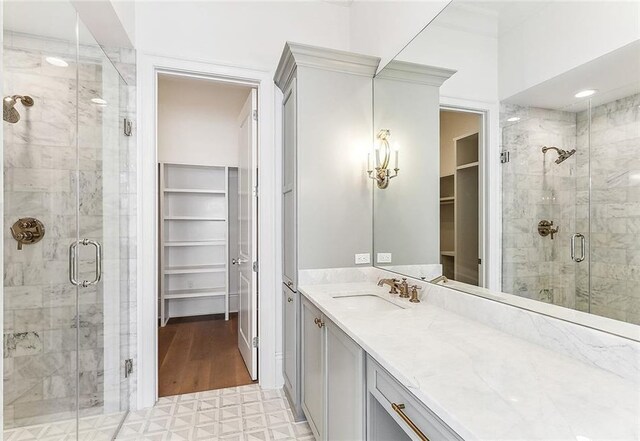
[76,17,132,430]
[501,104,582,309]
[3,2,134,439]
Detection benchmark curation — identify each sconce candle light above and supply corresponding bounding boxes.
[367,129,399,189]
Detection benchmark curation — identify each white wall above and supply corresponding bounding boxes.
[499,1,640,99]
[395,6,499,104]
[136,1,350,70]
[110,0,136,46]
[157,76,251,167]
[349,0,449,72]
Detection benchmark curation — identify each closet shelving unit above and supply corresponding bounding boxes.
[159,162,230,326]
[439,132,479,284]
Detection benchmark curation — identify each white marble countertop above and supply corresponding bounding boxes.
[298,282,640,441]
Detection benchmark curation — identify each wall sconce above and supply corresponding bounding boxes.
[367,129,399,189]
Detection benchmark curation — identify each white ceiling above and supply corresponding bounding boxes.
[4,1,79,42]
[504,40,640,111]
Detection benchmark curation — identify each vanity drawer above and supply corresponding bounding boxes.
[367,356,462,441]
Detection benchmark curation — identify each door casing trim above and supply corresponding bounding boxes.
[137,53,280,409]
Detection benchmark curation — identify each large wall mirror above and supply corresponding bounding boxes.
[373,0,640,328]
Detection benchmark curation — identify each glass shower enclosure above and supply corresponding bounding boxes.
[501,90,640,325]
[2,1,136,439]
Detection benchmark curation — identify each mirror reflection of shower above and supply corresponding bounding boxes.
[3,94,34,123]
[542,145,576,164]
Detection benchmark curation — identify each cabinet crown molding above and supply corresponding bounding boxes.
[375,60,456,86]
[275,42,380,91]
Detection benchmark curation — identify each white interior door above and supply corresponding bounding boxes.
[236,89,258,380]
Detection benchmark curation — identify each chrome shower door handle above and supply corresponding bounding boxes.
[571,233,585,262]
[69,241,79,286]
[82,239,102,287]
[69,239,103,287]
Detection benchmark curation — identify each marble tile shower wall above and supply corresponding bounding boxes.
[501,104,577,308]
[576,93,640,324]
[2,31,137,428]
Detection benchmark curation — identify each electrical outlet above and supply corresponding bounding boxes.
[354,253,370,264]
[377,253,392,263]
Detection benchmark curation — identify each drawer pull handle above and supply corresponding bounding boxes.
[392,403,430,441]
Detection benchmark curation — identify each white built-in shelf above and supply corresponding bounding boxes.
[164,264,226,275]
[164,240,225,247]
[159,162,230,326]
[440,197,455,204]
[456,161,479,170]
[164,188,226,194]
[164,216,226,221]
[441,251,456,257]
[164,288,227,299]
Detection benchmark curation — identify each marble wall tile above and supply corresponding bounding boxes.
[3,332,43,358]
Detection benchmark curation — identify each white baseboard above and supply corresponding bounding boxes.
[166,293,239,319]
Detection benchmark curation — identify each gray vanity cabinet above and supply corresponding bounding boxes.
[325,317,365,441]
[283,284,303,421]
[367,356,463,441]
[301,295,365,441]
[275,42,379,424]
[282,77,297,291]
[301,297,325,439]
[281,69,301,421]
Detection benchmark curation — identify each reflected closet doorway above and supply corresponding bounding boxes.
[439,108,484,286]
[156,74,259,397]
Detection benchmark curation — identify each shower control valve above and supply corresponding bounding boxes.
[538,220,558,240]
[10,217,45,250]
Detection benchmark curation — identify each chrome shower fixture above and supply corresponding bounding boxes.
[542,145,576,164]
[3,95,34,124]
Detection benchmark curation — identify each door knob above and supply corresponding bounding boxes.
[232,257,248,265]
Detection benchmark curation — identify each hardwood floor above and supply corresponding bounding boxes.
[158,313,255,397]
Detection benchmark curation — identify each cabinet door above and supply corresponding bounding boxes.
[326,320,365,441]
[282,284,299,415]
[282,78,297,289]
[301,297,324,440]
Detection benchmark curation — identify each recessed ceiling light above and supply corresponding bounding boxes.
[91,98,107,106]
[574,89,596,98]
[45,56,68,67]
[507,117,521,122]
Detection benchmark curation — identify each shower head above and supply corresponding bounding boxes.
[542,146,576,164]
[3,95,34,124]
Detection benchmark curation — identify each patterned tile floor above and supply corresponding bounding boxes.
[3,385,312,441]
[115,384,313,441]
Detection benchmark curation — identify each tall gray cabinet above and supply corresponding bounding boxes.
[274,42,380,423]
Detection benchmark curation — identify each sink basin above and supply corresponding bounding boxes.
[331,294,404,311]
